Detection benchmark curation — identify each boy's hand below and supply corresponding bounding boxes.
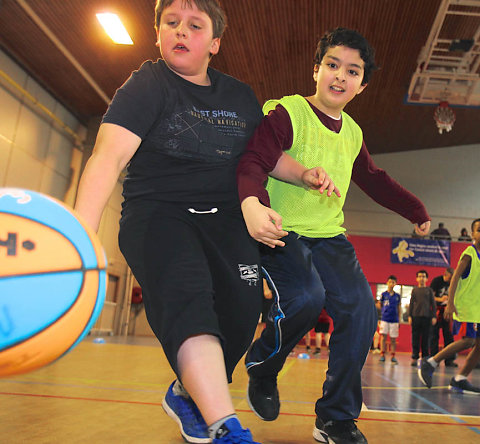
[241,197,288,248]
[301,167,341,197]
[414,221,431,236]
[431,318,437,326]
[444,303,458,320]
[408,316,412,325]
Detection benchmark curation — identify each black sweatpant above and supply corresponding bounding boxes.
[411,316,431,359]
[119,201,262,380]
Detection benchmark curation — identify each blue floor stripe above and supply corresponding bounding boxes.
[373,371,480,435]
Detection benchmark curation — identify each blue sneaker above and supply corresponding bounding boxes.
[213,417,259,443]
[162,380,211,443]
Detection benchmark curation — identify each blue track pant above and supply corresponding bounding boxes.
[246,233,377,421]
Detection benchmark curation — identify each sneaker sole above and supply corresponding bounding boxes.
[417,368,432,388]
[313,426,334,443]
[246,380,279,421]
[449,385,480,395]
[161,396,211,444]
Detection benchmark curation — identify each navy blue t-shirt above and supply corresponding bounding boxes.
[103,59,262,207]
[380,291,401,323]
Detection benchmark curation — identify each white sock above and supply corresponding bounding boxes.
[427,357,438,368]
[173,380,190,398]
[208,414,238,439]
[454,374,467,382]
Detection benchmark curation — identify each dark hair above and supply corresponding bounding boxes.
[314,27,377,85]
[155,0,227,39]
[416,269,428,278]
[446,267,454,275]
[388,275,397,282]
[472,218,480,231]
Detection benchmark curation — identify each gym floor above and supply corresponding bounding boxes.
[1,336,479,443]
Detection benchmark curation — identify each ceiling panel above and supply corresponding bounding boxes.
[0,0,479,154]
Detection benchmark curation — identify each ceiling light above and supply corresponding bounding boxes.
[96,13,133,45]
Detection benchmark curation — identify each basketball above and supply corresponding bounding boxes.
[0,188,107,377]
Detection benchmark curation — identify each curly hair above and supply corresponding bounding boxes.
[314,27,378,85]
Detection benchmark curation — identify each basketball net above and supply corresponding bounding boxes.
[433,101,455,134]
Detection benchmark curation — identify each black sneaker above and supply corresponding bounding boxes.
[418,359,435,388]
[313,417,367,443]
[449,377,480,394]
[246,375,280,421]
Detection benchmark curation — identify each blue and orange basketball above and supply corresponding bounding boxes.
[0,188,106,376]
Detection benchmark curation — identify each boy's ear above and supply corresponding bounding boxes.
[155,30,160,47]
[313,64,320,81]
[357,83,368,95]
[210,37,221,56]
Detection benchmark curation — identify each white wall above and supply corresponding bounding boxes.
[343,143,479,238]
[0,49,131,335]
[0,50,81,199]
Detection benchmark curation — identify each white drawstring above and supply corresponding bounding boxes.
[188,207,218,214]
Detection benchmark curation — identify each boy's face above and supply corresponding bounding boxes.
[156,0,220,81]
[472,221,480,246]
[442,270,452,282]
[387,279,396,291]
[416,273,428,287]
[312,45,367,118]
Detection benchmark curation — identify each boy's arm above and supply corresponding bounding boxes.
[237,106,290,207]
[271,154,340,197]
[237,108,292,248]
[74,123,141,231]
[444,255,471,320]
[398,295,402,323]
[429,289,437,325]
[408,290,415,324]
[351,142,431,235]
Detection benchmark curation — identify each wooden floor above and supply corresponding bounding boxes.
[1,336,480,444]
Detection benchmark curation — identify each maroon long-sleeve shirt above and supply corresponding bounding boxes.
[237,102,430,226]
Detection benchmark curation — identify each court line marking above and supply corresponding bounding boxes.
[278,359,296,381]
[373,371,480,435]
[1,391,480,428]
[364,408,480,419]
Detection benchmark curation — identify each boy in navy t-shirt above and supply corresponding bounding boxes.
[74,1,262,443]
[377,275,402,364]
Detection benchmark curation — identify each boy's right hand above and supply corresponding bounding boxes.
[301,167,341,197]
[241,197,288,248]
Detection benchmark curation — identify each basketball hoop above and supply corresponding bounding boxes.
[433,101,455,134]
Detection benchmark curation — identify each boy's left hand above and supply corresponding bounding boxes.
[444,303,458,320]
[414,221,431,236]
[301,167,341,197]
